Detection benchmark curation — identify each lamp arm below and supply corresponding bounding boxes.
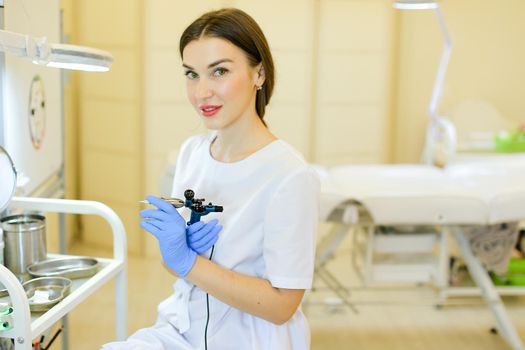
[0,29,31,56]
[0,29,50,62]
[0,29,111,71]
[428,6,453,120]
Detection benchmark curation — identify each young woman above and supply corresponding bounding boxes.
[103,8,319,350]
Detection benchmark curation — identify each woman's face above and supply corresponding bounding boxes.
[182,37,263,130]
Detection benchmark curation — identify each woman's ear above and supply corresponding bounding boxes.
[255,64,266,88]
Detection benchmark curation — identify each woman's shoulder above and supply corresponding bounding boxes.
[264,140,319,180]
[268,139,308,168]
[263,140,320,201]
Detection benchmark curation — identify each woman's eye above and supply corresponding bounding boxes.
[213,67,228,77]
[185,71,198,79]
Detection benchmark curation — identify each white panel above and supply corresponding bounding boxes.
[315,105,385,162]
[320,0,390,51]
[146,103,205,154]
[271,49,311,104]
[265,104,310,158]
[2,0,62,195]
[146,0,228,48]
[145,50,186,103]
[317,52,387,103]
[231,0,314,50]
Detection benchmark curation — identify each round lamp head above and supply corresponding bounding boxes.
[393,0,439,10]
[34,43,113,72]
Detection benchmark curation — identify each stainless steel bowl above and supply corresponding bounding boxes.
[27,257,99,279]
[22,277,71,312]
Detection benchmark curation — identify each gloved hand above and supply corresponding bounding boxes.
[187,219,222,254]
[140,195,196,277]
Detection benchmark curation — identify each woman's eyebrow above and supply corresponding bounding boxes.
[182,59,233,70]
[207,58,233,68]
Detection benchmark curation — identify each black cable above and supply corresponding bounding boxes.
[204,245,215,350]
[42,326,63,350]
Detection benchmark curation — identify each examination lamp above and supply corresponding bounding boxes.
[393,0,451,121]
[393,0,455,166]
[0,29,113,72]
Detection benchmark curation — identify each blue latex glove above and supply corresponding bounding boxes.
[140,195,196,277]
[187,219,223,254]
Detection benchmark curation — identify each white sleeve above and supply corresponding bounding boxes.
[263,166,320,289]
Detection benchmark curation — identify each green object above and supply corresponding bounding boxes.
[0,320,12,331]
[507,258,525,274]
[491,258,525,286]
[491,273,510,286]
[495,129,525,153]
[0,303,13,331]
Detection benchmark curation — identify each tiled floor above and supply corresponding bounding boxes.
[48,241,525,350]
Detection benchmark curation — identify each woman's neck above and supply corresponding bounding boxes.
[211,115,276,163]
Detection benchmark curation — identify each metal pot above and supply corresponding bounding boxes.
[1,214,47,281]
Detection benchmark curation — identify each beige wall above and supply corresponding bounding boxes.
[394,0,525,162]
[73,0,145,255]
[315,0,395,164]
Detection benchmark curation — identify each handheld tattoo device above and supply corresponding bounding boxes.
[141,189,223,225]
[183,189,223,225]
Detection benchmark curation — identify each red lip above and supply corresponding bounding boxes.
[200,105,222,117]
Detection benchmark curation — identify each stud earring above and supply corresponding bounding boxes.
[256,85,262,91]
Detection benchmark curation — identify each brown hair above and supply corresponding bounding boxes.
[179,8,275,125]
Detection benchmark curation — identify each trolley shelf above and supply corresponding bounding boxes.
[0,197,127,349]
[1,255,124,339]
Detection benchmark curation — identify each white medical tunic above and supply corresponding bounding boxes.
[103,133,320,350]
